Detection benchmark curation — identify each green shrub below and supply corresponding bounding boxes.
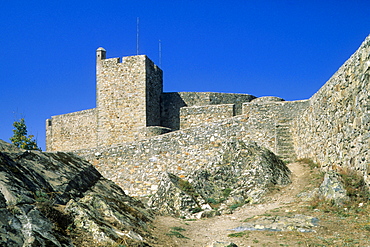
[10,118,41,150]
[223,188,233,198]
[229,202,244,211]
[190,207,202,213]
[228,231,248,237]
[206,198,217,204]
[165,231,189,239]
[34,190,50,202]
[170,226,186,232]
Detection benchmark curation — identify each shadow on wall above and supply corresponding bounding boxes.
[161,93,187,130]
[160,92,257,130]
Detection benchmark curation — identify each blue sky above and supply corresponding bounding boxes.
[1,1,369,150]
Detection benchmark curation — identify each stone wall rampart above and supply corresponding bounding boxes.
[243,100,309,123]
[145,58,163,126]
[73,98,309,196]
[242,100,309,159]
[180,104,234,129]
[46,36,370,193]
[46,108,97,151]
[161,92,255,130]
[208,92,256,115]
[292,35,370,184]
[74,115,260,196]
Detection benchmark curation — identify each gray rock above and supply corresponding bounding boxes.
[318,171,349,205]
[65,179,153,244]
[149,140,291,218]
[147,172,208,218]
[232,214,319,233]
[297,171,350,205]
[0,140,154,246]
[297,188,319,201]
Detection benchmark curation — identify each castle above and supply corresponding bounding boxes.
[46,47,257,152]
[47,35,369,196]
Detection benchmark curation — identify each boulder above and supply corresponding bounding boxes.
[149,140,291,218]
[317,170,349,205]
[0,140,154,246]
[147,172,208,218]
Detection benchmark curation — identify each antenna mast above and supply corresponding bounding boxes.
[159,39,162,68]
[136,17,140,55]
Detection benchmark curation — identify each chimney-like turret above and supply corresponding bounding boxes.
[96,47,106,74]
[96,47,106,60]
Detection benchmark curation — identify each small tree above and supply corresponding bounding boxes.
[10,118,41,150]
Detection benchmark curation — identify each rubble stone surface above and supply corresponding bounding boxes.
[0,140,153,246]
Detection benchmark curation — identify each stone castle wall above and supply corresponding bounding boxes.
[160,92,255,130]
[145,58,163,126]
[243,99,309,125]
[242,100,309,160]
[96,56,145,147]
[46,49,255,152]
[46,108,97,151]
[73,99,309,196]
[180,104,235,129]
[292,35,370,184]
[73,115,267,196]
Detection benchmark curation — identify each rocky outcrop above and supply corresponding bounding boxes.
[148,140,291,218]
[298,170,350,205]
[0,140,153,246]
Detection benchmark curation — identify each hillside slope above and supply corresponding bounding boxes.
[0,140,154,246]
[150,162,370,246]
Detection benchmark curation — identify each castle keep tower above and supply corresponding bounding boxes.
[96,48,163,147]
[46,48,163,151]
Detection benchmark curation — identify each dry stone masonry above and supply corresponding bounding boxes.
[47,35,370,196]
[292,35,370,185]
[73,99,308,196]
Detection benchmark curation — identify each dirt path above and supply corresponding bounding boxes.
[150,162,314,246]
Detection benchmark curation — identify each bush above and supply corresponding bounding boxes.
[10,118,40,150]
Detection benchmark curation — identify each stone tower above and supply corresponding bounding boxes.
[96,48,163,147]
[46,48,163,151]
